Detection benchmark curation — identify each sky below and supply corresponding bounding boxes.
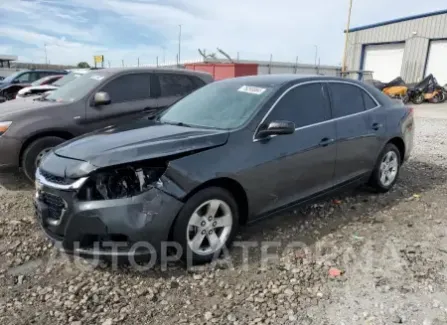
[0,0,446,67]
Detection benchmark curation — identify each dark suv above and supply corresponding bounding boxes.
[0,68,213,180]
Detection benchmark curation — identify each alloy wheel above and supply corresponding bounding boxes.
[186,199,233,256]
[379,151,398,187]
[35,148,52,167]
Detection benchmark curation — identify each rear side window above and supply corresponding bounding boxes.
[190,76,206,88]
[267,83,331,128]
[329,83,365,118]
[100,73,150,103]
[362,91,377,109]
[159,74,196,97]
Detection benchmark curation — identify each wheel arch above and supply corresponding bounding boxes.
[19,130,74,167]
[387,137,405,163]
[170,176,250,234]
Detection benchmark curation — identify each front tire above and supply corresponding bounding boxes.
[21,136,66,182]
[369,143,401,193]
[172,187,239,265]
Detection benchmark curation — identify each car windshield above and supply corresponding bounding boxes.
[53,72,86,87]
[46,71,108,102]
[2,71,23,83]
[159,81,274,129]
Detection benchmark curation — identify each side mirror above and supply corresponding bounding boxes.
[257,120,295,138]
[93,91,111,106]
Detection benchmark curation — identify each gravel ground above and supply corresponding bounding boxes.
[1,107,447,325]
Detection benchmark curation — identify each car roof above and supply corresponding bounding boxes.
[27,69,67,72]
[92,67,213,78]
[217,74,378,88]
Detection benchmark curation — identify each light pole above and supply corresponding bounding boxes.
[44,43,48,65]
[342,0,354,74]
[314,45,318,66]
[177,25,182,65]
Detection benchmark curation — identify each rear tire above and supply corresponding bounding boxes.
[21,136,66,182]
[369,143,401,193]
[172,187,239,265]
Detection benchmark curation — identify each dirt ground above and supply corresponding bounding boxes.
[1,103,447,325]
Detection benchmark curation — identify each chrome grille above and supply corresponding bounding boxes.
[39,169,72,185]
[40,192,65,220]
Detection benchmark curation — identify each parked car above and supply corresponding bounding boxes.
[0,69,68,101]
[34,75,415,264]
[15,69,90,99]
[15,74,65,98]
[0,68,213,181]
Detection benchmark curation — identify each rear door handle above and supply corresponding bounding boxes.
[319,137,335,147]
[372,122,382,131]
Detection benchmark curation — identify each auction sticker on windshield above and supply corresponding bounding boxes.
[90,75,104,81]
[238,85,267,95]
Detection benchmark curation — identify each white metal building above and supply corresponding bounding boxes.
[345,9,447,85]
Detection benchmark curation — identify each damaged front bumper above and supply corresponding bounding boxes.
[34,169,184,260]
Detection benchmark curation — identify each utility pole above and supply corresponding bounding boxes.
[178,24,182,65]
[44,43,48,65]
[137,57,140,67]
[314,45,318,67]
[342,0,354,75]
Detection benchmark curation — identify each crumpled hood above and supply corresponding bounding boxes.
[54,119,229,172]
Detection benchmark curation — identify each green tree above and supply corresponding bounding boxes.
[77,62,90,68]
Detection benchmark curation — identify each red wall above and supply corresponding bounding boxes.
[185,63,258,80]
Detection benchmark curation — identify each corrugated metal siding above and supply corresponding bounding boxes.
[346,13,447,82]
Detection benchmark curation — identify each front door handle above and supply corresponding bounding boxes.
[319,137,335,147]
[372,122,383,131]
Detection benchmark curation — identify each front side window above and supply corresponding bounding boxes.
[16,72,31,83]
[99,73,151,103]
[159,74,196,97]
[329,83,365,118]
[267,83,331,128]
[160,81,274,129]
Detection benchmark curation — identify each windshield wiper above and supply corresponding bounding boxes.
[160,120,192,127]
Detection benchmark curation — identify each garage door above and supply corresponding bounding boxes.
[425,40,447,86]
[363,43,405,82]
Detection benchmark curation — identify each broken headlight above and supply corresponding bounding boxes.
[79,165,165,201]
